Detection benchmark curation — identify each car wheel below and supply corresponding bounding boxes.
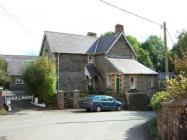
[117,106,122,111]
[96,106,102,112]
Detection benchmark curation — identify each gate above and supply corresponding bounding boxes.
[4,94,33,111]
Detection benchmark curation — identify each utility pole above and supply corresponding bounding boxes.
[163,22,169,89]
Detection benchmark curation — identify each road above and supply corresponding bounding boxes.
[0,109,155,140]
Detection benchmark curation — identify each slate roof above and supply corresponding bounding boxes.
[0,55,37,75]
[106,57,158,75]
[85,63,98,78]
[42,31,137,57]
[44,31,98,54]
[87,33,120,54]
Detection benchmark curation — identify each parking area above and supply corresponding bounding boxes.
[0,108,155,140]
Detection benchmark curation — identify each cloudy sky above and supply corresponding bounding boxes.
[0,0,186,55]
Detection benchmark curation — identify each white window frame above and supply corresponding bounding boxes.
[129,76,137,90]
[16,76,24,85]
[88,56,94,63]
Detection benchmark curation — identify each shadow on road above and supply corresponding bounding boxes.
[124,120,155,140]
[0,136,7,140]
[56,118,152,125]
[70,109,116,114]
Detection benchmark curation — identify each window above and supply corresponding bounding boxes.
[15,76,24,85]
[106,74,112,88]
[108,98,114,102]
[88,56,94,63]
[129,76,136,89]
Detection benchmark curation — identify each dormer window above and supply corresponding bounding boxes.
[88,56,94,63]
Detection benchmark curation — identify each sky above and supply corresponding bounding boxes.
[0,0,186,55]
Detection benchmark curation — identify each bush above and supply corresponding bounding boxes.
[22,57,57,105]
[150,91,170,111]
[0,57,10,87]
[149,117,158,137]
[151,72,187,111]
[167,72,187,98]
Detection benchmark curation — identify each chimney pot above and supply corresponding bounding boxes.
[115,24,124,33]
[87,32,97,37]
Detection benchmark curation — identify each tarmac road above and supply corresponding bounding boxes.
[0,109,155,140]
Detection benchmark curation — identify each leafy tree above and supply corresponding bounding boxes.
[0,57,10,87]
[140,35,164,72]
[22,57,57,104]
[101,31,115,37]
[127,35,154,69]
[174,50,187,76]
[171,30,187,58]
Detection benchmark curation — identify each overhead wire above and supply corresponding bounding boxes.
[98,0,175,44]
[166,29,175,44]
[0,3,40,42]
[98,0,162,27]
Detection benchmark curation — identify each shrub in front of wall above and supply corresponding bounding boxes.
[167,72,187,98]
[151,72,187,111]
[150,91,170,111]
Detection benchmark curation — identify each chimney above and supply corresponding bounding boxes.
[87,32,97,37]
[115,24,124,33]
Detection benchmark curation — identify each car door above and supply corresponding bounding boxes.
[107,97,116,110]
[100,96,108,110]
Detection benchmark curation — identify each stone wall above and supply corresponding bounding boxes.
[40,37,53,57]
[124,75,158,94]
[157,98,187,140]
[94,55,118,92]
[107,36,136,59]
[127,93,152,110]
[55,54,88,91]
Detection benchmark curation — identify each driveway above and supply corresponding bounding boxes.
[0,109,155,140]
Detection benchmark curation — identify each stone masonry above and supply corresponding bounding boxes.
[107,36,136,59]
[55,53,88,91]
[157,98,187,140]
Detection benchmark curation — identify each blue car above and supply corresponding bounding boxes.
[80,95,123,112]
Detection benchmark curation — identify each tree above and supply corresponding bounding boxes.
[140,35,164,72]
[101,31,115,37]
[0,57,10,87]
[127,35,154,69]
[174,50,187,76]
[171,30,187,58]
[22,57,57,104]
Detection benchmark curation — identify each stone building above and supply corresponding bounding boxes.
[0,55,37,91]
[39,24,158,96]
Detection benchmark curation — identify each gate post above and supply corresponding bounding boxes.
[0,87,3,109]
[73,90,80,109]
[56,90,64,109]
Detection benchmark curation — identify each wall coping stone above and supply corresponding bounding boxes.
[161,98,187,107]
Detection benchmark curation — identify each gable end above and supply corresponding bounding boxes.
[106,33,137,59]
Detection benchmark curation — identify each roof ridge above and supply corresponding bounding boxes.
[45,31,98,38]
[0,54,37,57]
